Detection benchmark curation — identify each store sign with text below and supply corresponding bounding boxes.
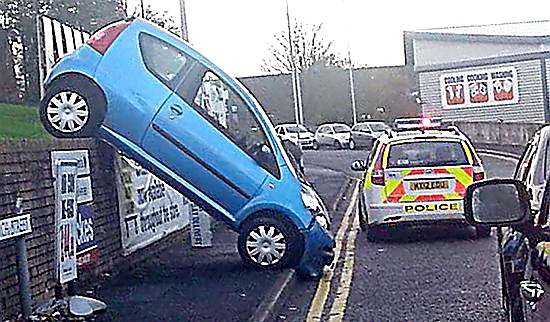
[440,67,519,109]
[116,155,190,255]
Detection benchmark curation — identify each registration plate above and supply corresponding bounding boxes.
[410,180,449,191]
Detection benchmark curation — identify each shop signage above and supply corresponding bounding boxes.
[440,66,519,108]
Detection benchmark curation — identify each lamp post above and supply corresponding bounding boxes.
[285,0,302,125]
[179,0,189,41]
[342,0,357,125]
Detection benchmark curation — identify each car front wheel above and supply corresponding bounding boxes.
[312,140,319,150]
[40,76,106,138]
[238,215,304,269]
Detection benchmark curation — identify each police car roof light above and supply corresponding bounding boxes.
[394,117,443,131]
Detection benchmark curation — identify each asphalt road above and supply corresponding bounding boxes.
[270,149,518,322]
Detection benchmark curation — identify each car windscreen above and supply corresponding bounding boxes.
[370,123,387,132]
[334,125,351,133]
[286,125,309,133]
[387,141,469,168]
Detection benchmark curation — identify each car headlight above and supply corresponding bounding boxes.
[300,185,330,229]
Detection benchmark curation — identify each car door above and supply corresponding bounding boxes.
[141,41,278,218]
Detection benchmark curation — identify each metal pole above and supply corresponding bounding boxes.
[14,197,31,320]
[179,0,189,41]
[348,48,357,125]
[285,0,300,124]
[140,0,145,18]
[296,69,304,124]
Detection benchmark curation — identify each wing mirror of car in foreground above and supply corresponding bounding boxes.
[464,179,531,226]
[351,160,367,172]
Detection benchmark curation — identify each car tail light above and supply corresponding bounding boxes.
[473,171,485,182]
[372,144,386,186]
[87,20,130,54]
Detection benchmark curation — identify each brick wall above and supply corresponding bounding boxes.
[0,139,185,319]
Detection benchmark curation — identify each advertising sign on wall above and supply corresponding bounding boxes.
[440,66,519,109]
[55,160,78,284]
[116,155,191,255]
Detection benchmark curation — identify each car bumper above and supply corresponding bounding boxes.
[367,200,466,227]
[298,139,314,149]
[295,220,335,278]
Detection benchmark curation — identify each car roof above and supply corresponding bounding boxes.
[378,129,469,144]
[319,123,350,127]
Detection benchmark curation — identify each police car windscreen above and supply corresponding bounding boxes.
[387,141,469,168]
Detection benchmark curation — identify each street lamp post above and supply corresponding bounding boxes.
[179,0,189,41]
[285,0,302,125]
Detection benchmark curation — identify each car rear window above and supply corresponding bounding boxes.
[387,141,469,168]
[333,125,350,133]
[140,33,189,87]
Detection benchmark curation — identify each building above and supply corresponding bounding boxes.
[404,20,550,124]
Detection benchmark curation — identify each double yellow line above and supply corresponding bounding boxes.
[306,181,360,322]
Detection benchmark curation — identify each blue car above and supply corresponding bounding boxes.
[39,18,334,277]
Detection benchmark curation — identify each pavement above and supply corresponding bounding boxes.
[92,151,351,322]
[92,150,518,322]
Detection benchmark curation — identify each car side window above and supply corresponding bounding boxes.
[318,127,327,134]
[139,33,189,89]
[178,70,279,177]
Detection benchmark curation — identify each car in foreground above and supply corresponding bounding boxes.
[349,121,389,150]
[351,117,487,241]
[39,18,334,277]
[466,125,550,322]
[275,123,315,149]
[313,123,352,150]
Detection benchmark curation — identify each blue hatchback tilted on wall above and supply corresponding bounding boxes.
[39,18,335,277]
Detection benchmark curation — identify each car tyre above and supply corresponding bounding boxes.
[475,226,491,238]
[238,214,304,270]
[40,76,106,138]
[312,140,319,150]
[334,140,343,150]
[349,139,356,150]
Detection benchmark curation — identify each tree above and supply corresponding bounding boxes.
[143,4,179,36]
[261,21,346,74]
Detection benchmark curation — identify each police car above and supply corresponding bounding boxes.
[351,117,487,241]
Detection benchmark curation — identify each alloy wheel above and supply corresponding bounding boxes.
[46,91,89,133]
[246,225,286,266]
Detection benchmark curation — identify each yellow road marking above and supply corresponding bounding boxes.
[306,181,359,322]
[327,207,359,322]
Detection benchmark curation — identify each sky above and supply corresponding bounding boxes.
[127,0,550,77]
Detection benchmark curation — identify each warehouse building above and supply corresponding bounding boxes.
[404,21,550,123]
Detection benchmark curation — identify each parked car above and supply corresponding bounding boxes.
[38,18,334,278]
[349,121,389,150]
[314,123,352,150]
[351,118,487,241]
[275,123,315,149]
[464,125,550,322]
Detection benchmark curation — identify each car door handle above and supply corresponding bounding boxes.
[169,105,183,119]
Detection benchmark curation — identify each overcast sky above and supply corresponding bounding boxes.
[127,0,550,77]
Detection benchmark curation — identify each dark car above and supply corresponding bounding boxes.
[463,125,550,322]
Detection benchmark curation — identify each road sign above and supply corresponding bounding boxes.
[0,214,32,242]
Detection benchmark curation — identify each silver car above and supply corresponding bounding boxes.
[313,123,352,150]
[350,121,389,150]
[275,123,315,149]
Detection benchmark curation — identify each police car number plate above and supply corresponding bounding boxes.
[410,180,449,191]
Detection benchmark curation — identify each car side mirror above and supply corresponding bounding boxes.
[464,179,531,226]
[351,160,367,171]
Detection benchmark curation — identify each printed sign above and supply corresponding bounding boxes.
[190,205,213,247]
[76,206,98,268]
[0,214,32,242]
[55,161,78,284]
[51,150,93,204]
[116,155,191,255]
[440,67,519,108]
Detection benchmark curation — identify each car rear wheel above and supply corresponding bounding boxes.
[334,140,343,150]
[40,76,106,138]
[238,215,304,269]
[312,140,319,150]
[349,139,356,150]
[475,226,491,238]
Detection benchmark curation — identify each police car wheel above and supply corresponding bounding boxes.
[475,226,491,238]
[238,215,304,269]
